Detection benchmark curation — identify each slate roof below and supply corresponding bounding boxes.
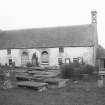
[0,24,95,49]
[97,45,105,59]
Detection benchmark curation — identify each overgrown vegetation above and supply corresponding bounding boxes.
[60,62,98,80]
[26,62,33,67]
[26,62,39,67]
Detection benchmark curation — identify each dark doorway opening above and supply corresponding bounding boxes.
[9,59,12,66]
[104,59,105,68]
[32,53,39,66]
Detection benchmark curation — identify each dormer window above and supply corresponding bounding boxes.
[7,49,11,55]
[59,47,64,53]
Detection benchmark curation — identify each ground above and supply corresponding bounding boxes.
[0,80,105,105]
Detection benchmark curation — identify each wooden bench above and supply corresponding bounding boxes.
[17,81,48,92]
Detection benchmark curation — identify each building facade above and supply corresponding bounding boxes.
[0,11,99,67]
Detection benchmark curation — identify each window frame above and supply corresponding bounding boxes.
[73,58,79,63]
[41,51,49,64]
[7,49,11,55]
[65,58,70,64]
[59,47,64,53]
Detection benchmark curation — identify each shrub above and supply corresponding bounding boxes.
[26,62,33,67]
[80,64,96,75]
[60,63,74,79]
[60,63,97,80]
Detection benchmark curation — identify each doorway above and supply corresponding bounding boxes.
[32,53,39,66]
[21,51,29,66]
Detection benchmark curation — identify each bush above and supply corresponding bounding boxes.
[60,63,97,80]
[80,64,97,75]
[26,62,33,67]
[60,63,74,79]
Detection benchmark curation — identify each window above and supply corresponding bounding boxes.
[41,51,49,65]
[7,49,11,55]
[42,51,48,55]
[59,47,64,53]
[65,58,70,64]
[100,59,105,68]
[78,57,84,64]
[9,59,12,66]
[22,51,28,55]
[58,57,62,65]
[73,58,79,63]
[21,51,29,66]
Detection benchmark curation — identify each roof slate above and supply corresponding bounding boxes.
[0,24,95,49]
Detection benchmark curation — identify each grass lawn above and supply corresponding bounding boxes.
[0,80,105,105]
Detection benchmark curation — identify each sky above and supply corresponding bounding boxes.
[0,0,105,48]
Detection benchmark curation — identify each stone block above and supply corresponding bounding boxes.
[17,81,48,91]
[44,78,69,88]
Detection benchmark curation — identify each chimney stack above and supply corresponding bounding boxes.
[91,10,97,23]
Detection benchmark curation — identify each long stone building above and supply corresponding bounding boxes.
[0,11,104,68]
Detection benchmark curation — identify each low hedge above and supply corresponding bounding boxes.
[60,63,98,79]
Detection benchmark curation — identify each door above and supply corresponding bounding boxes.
[21,51,29,66]
[32,53,38,66]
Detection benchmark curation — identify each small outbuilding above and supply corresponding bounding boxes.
[97,45,105,69]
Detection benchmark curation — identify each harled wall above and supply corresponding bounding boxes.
[0,46,94,66]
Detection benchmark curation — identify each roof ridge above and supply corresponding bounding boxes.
[3,24,92,32]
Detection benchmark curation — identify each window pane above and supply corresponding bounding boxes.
[58,57,62,65]
[65,58,70,64]
[21,51,29,66]
[73,58,79,63]
[41,51,49,65]
[59,48,64,53]
[7,49,11,55]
